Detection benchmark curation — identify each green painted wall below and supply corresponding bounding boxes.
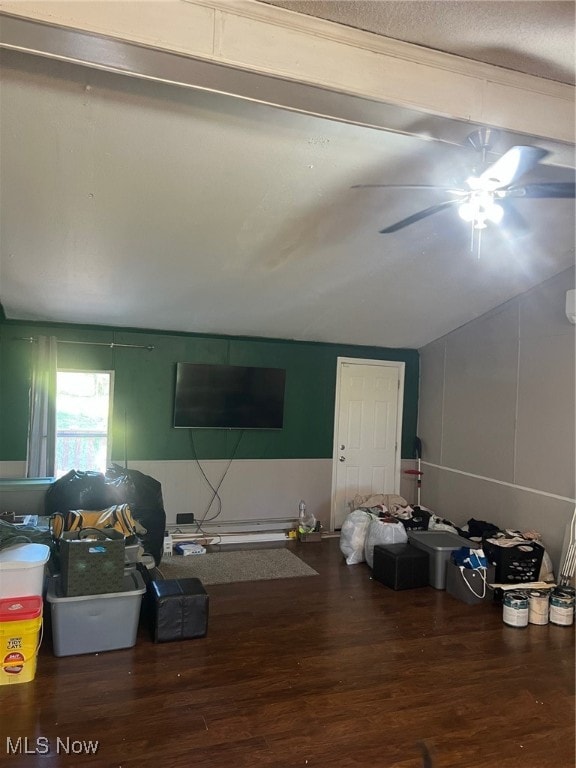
[0,319,419,462]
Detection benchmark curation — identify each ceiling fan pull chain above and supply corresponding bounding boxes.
[468,224,482,258]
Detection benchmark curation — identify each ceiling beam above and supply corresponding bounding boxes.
[0,0,574,164]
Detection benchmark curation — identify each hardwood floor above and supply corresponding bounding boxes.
[2,538,574,767]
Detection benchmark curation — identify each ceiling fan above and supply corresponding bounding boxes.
[353,128,575,238]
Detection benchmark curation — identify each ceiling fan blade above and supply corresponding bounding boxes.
[353,184,466,194]
[379,199,460,233]
[478,145,549,190]
[503,182,576,199]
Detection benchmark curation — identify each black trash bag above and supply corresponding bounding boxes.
[467,518,500,539]
[45,467,166,566]
[105,464,166,566]
[45,470,115,516]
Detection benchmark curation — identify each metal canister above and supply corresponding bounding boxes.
[554,585,575,599]
[550,587,575,626]
[528,590,549,625]
[503,591,529,627]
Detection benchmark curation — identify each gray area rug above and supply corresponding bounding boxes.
[157,547,319,585]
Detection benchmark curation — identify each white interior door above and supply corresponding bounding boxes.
[331,358,404,530]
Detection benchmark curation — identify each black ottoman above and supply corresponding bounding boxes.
[150,578,209,642]
[373,543,429,590]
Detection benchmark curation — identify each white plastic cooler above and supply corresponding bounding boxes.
[0,543,51,598]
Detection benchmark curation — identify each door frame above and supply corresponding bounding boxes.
[330,357,405,531]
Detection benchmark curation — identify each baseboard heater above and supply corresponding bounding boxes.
[206,532,288,544]
[169,531,289,545]
[167,517,296,545]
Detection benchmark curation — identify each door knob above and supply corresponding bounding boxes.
[340,445,345,450]
[339,456,346,462]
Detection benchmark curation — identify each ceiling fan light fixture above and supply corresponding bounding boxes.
[458,201,476,222]
[465,176,483,191]
[458,192,503,228]
[486,202,504,224]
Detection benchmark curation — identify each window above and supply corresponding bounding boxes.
[55,370,114,478]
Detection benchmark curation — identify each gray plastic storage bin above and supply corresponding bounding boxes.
[407,531,474,589]
[46,571,145,656]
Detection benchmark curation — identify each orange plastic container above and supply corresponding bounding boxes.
[0,596,43,685]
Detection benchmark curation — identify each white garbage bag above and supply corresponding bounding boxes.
[340,510,376,565]
[364,518,408,568]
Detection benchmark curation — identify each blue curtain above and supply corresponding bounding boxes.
[26,335,57,478]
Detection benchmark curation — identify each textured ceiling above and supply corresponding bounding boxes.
[262,0,576,84]
[0,4,574,349]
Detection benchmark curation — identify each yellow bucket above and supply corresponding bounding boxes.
[0,596,43,685]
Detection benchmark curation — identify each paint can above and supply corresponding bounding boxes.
[503,591,529,628]
[528,590,549,625]
[554,586,575,599]
[549,589,575,627]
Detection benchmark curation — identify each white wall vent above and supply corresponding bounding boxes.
[566,289,576,324]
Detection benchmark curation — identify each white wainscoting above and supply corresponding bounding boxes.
[0,457,419,530]
[126,458,333,529]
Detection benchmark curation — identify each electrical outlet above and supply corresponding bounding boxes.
[176,513,195,525]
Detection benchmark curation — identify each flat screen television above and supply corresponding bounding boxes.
[173,363,286,429]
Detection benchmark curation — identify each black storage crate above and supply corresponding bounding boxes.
[150,577,209,642]
[372,543,429,590]
[483,540,544,584]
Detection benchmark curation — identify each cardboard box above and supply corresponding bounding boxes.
[298,531,322,542]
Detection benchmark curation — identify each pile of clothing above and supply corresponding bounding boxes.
[347,493,460,534]
[340,493,553,580]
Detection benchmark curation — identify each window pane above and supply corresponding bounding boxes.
[56,372,110,432]
[55,371,112,477]
[55,435,108,477]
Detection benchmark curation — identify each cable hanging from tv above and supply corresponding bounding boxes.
[189,428,245,533]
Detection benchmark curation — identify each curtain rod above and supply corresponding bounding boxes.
[17,336,154,351]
